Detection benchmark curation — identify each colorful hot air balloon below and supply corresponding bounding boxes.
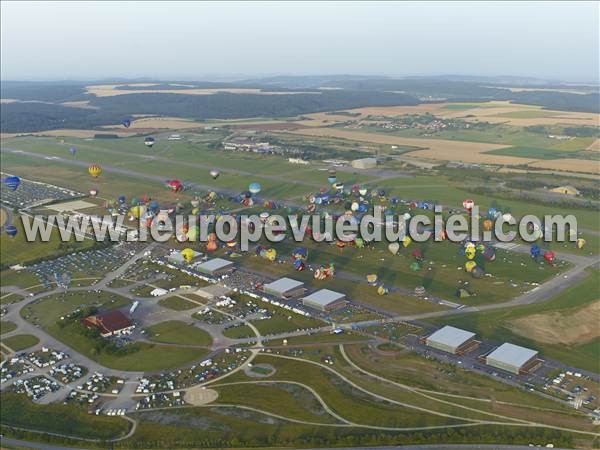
[167,180,183,193]
[122,119,131,128]
[249,182,262,195]
[465,246,476,260]
[5,224,17,238]
[4,176,20,191]
[88,164,102,178]
[181,248,195,263]
[89,188,98,197]
[144,137,155,148]
[366,274,378,284]
[544,251,555,264]
[210,169,220,180]
[465,261,477,273]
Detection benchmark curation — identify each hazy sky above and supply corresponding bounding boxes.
[1,1,598,82]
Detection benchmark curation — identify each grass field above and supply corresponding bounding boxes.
[158,296,198,311]
[1,392,131,440]
[0,320,17,335]
[485,146,573,160]
[145,320,213,346]
[427,269,600,372]
[2,334,40,351]
[0,214,95,268]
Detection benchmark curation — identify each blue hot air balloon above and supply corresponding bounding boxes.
[327,176,337,184]
[4,176,20,191]
[5,224,17,238]
[69,147,77,157]
[530,245,541,258]
[248,182,262,195]
[122,119,132,128]
[118,195,126,204]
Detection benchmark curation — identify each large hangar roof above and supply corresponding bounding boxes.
[487,343,538,367]
[427,325,475,348]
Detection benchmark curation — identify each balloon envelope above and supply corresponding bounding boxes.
[210,169,220,179]
[4,176,20,191]
[5,224,17,238]
[88,165,102,178]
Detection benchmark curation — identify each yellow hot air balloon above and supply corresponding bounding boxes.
[402,236,412,248]
[88,164,102,178]
[377,285,389,296]
[465,246,476,260]
[129,205,146,219]
[465,261,477,273]
[265,248,277,261]
[181,248,195,263]
[576,238,586,249]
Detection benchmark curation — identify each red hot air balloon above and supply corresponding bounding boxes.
[544,250,555,264]
[167,180,183,193]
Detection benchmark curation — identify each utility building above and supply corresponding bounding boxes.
[425,325,478,355]
[485,343,540,375]
[196,258,235,277]
[263,278,306,299]
[302,289,347,312]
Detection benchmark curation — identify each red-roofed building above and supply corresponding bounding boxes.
[83,310,134,337]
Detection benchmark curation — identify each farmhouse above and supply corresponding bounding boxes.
[351,157,378,169]
[196,258,235,277]
[424,325,478,355]
[263,277,306,299]
[302,289,347,312]
[83,310,134,338]
[485,343,541,375]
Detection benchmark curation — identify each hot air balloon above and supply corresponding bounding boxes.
[179,248,194,263]
[409,261,421,272]
[530,245,541,258]
[118,195,126,204]
[355,238,365,248]
[388,242,400,255]
[293,259,305,271]
[544,251,555,264]
[249,182,262,195]
[69,147,77,157]
[366,274,378,285]
[88,165,102,178]
[144,137,155,148]
[327,175,337,184]
[265,248,277,261]
[576,238,586,249]
[210,169,221,180]
[167,180,183,193]
[122,118,132,128]
[292,247,308,260]
[5,224,17,238]
[89,188,98,197]
[463,199,475,211]
[465,261,477,273]
[502,213,513,222]
[414,286,426,297]
[402,236,412,248]
[4,176,21,191]
[483,219,493,231]
[358,186,368,196]
[377,285,389,296]
[465,246,476,260]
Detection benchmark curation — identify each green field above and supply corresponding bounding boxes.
[1,392,131,440]
[0,214,96,268]
[485,146,575,160]
[145,320,213,346]
[0,320,17,335]
[2,334,39,351]
[427,269,600,371]
[158,296,198,310]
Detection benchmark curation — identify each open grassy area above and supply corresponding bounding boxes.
[145,320,212,346]
[0,321,17,335]
[427,269,600,372]
[0,392,131,440]
[158,296,198,311]
[0,214,95,268]
[485,146,578,160]
[2,334,39,351]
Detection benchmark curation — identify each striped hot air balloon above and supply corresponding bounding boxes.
[88,164,102,178]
